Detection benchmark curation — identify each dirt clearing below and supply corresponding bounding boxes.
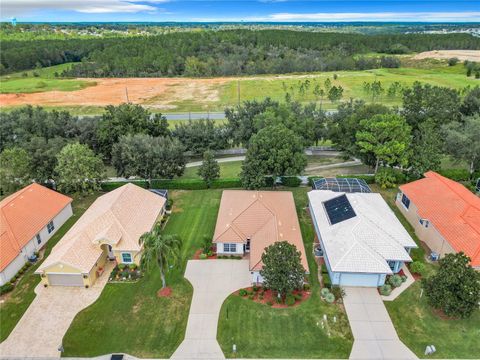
[0,77,228,109]
[413,50,480,62]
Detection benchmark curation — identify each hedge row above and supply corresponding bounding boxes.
[151,178,242,190]
[438,169,479,182]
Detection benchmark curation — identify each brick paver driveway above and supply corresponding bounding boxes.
[171,259,251,360]
[0,264,112,358]
[344,287,418,360]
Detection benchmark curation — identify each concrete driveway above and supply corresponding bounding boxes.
[0,265,112,358]
[171,259,251,360]
[343,287,417,360]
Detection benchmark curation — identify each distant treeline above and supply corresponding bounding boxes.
[1,30,479,76]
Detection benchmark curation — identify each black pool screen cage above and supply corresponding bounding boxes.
[312,177,372,193]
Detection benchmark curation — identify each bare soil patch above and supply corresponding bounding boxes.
[0,77,228,108]
[413,50,480,62]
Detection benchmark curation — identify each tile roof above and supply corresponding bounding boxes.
[213,190,309,272]
[0,184,72,271]
[400,171,480,267]
[308,190,417,274]
[38,183,165,273]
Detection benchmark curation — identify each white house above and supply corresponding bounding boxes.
[212,190,309,283]
[0,183,73,286]
[308,189,417,287]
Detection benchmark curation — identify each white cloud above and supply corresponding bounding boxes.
[267,11,480,22]
[1,0,168,17]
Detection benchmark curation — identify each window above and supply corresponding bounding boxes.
[121,253,133,263]
[223,243,236,253]
[36,234,41,244]
[47,220,55,234]
[388,261,396,271]
[401,194,410,209]
[419,219,429,228]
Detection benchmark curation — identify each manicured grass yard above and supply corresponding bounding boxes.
[371,184,479,358]
[385,282,480,359]
[180,161,243,180]
[62,189,223,357]
[0,192,99,342]
[217,187,353,358]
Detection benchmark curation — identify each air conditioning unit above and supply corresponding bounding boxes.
[430,252,440,261]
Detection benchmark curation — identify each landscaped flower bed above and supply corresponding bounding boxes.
[378,273,407,296]
[236,284,311,308]
[108,263,142,282]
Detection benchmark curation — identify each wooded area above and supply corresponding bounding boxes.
[2,29,479,76]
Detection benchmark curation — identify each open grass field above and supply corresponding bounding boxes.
[62,189,223,357]
[1,60,477,114]
[0,64,96,94]
[0,192,99,342]
[217,187,353,358]
[181,161,243,180]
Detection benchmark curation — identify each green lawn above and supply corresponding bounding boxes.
[0,192,99,342]
[217,187,353,358]
[62,189,223,357]
[371,184,479,358]
[181,161,243,180]
[0,64,96,94]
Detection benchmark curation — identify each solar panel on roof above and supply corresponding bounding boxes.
[312,177,371,193]
[323,194,356,225]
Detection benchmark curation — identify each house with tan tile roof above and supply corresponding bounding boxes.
[213,190,309,283]
[0,183,73,286]
[36,183,166,287]
[397,171,480,269]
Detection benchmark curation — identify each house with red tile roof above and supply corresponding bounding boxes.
[212,190,309,283]
[397,171,480,269]
[0,184,73,286]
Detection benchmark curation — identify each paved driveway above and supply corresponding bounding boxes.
[0,264,112,358]
[171,259,251,360]
[344,287,417,360]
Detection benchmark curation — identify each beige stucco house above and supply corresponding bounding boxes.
[396,171,480,269]
[36,184,166,287]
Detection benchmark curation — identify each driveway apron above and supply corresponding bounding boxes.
[343,287,418,360]
[171,260,251,360]
[0,263,112,358]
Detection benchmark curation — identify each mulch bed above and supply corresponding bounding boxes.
[432,308,458,320]
[192,249,217,260]
[157,287,172,297]
[235,286,311,308]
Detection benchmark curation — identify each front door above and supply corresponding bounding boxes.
[107,245,114,259]
[245,238,251,252]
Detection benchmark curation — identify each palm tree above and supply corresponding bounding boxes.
[140,223,181,289]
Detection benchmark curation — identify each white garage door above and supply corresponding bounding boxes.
[339,273,380,287]
[47,273,84,287]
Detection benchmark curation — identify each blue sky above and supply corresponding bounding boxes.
[2,1,479,23]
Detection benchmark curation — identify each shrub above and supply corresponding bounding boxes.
[448,57,459,66]
[322,272,331,288]
[267,301,273,306]
[321,264,328,274]
[275,296,282,304]
[199,253,207,259]
[239,289,247,296]
[303,283,310,291]
[409,261,425,276]
[280,176,301,187]
[321,287,331,297]
[401,275,407,282]
[253,285,259,292]
[118,264,126,270]
[150,178,242,190]
[1,283,14,295]
[10,279,16,285]
[325,293,335,303]
[248,294,254,300]
[264,176,275,188]
[259,294,264,300]
[101,181,148,191]
[437,169,470,181]
[331,286,345,299]
[294,293,303,301]
[121,270,129,278]
[128,263,137,270]
[379,284,392,296]
[166,199,173,210]
[375,168,406,189]
[285,293,296,306]
[389,274,403,288]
